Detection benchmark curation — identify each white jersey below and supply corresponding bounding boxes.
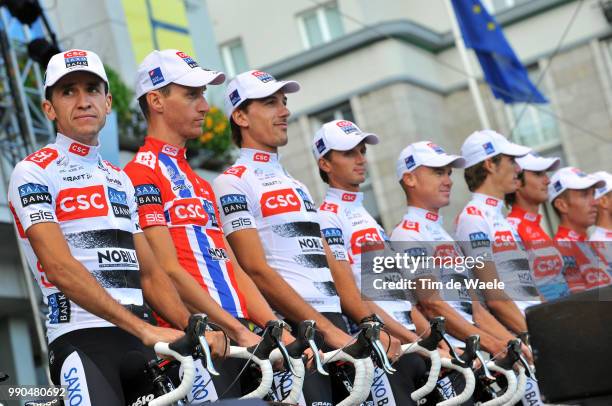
[8,133,146,343]
[454,193,540,313]
[391,206,474,347]
[590,226,612,242]
[213,149,341,313]
[318,188,414,329]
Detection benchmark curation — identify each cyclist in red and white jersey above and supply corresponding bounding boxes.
[454,130,539,335]
[313,120,430,406]
[549,167,610,289]
[589,171,612,272]
[391,140,511,354]
[213,70,359,406]
[124,50,287,401]
[8,50,222,405]
[590,171,612,242]
[505,153,570,300]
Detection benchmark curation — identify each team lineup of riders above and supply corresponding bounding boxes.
[7,48,612,405]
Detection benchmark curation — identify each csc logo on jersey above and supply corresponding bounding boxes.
[260,189,301,217]
[168,198,208,226]
[583,267,611,288]
[533,255,563,278]
[492,230,517,253]
[351,228,383,255]
[434,244,458,260]
[56,185,108,221]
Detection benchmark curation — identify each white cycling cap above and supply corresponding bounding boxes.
[396,141,465,181]
[312,119,379,160]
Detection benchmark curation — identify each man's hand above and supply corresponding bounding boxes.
[235,328,262,348]
[380,333,402,363]
[206,331,230,359]
[140,324,185,347]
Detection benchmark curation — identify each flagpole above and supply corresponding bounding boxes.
[444,0,491,129]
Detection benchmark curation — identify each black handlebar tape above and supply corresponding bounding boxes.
[419,317,446,351]
[495,339,522,370]
[454,334,480,368]
[0,371,8,382]
[169,314,206,356]
[248,320,284,359]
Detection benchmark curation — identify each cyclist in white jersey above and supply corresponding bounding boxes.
[590,171,612,242]
[455,131,545,404]
[313,120,433,406]
[8,50,224,405]
[390,140,511,355]
[214,70,376,406]
[455,130,539,335]
[504,153,570,301]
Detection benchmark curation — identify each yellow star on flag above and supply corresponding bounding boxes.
[487,21,496,30]
[473,4,481,13]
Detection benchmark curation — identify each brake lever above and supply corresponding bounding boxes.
[303,320,328,376]
[476,350,494,380]
[271,320,296,376]
[441,333,461,361]
[363,321,396,374]
[0,371,8,383]
[518,353,535,380]
[191,314,220,376]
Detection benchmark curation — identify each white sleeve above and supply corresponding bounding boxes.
[213,171,257,236]
[318,209,348,262]
[8,161,58,234]
[454,210,494,261]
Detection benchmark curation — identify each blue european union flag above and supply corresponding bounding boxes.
[451,0,547,104]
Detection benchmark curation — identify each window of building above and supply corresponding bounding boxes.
[220,39,248,78]
[310,102,381,224]
[505,66,561,151]
[297,2,344,49]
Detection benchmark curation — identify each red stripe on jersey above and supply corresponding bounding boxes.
[206,228,249,318]
[170,227,209,293]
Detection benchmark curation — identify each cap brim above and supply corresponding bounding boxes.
[426,154,466,169]
[174,69,226,87]
[518,156,561,172]
[567,177,605,191]
[249,80,301,99]
[45,68,108,91]
[328,132,380,152]
[500,142,531,157]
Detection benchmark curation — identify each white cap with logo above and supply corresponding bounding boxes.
[396,141,465,181]
[516,152,561,172]
[312,120,379,160]
[548,166,606,202]
[224,70,300,118]
[592,171,612,200]
[44,49,108,94]
[461,130,531,168]
[135,49,225,99]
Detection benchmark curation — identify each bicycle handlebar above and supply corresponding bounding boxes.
[507,365,527,405]
[403,317,447,401]
[269,320,326,404]
[149,342,195,406]
[227,320,290,399]
[480,361,517,406]
[437,357,476,406]
[322,320,388,406]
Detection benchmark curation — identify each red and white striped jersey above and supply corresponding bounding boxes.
[124,137,248,322]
